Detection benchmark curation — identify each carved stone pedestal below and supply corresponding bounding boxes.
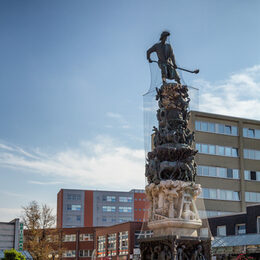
[141,82,211,259]
[146,180,202,237]
[139,235,211,260]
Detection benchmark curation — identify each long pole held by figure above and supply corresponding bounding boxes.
[151,60,199,74]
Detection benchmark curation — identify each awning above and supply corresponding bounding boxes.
[212,234,260,248]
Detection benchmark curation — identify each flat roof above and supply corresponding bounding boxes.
[213,233,260,247]
[191,110,260,124]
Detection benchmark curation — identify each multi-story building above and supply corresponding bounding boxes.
[23,226,95,260]
[0,219,21,251]
[189,110,260,217]
[0,218,32,259]
[95,221,151,260]
[57,189,148,228]
[199,204,260,259]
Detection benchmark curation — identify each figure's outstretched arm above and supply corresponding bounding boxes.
[147,44,156,63]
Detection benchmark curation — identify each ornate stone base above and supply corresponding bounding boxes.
[139,235,212,260]
[148,218,202,237]
[146,180,202,237]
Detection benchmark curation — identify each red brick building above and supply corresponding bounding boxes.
[57,189,148,228]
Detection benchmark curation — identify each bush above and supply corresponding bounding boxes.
[3,249,26,260]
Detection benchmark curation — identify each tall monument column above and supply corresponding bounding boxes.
[140,31,211,260]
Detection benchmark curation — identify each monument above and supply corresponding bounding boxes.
[139,32,211,259]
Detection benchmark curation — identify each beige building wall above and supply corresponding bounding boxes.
[189,111,260,217]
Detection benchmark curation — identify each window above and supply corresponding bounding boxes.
[63,234,76,242]
[195,121,238,136]
[200,228,209,237]
[217,226,226,236]
[257,217,260,233]
[79,233,93,241]
[119,196,132,202]
[200,188,239,201]
[97,236,106,257]
[198,210,235,218]
[243,128,260,139]
[76,215,81,221]
[119,217,132,223]
[119,231,128,255]
[227,168,233,178]
[63,250,76,257]
[245,170,260,181]
[197,166,239,179]
[102,206,116,212]
[119,207,132,213]
[79,250,93,257]
[244,149,260,160]
[67,194,81,200]
[245,192,260,202]
[108,233,117,256]
[103,196,116,202]
[236,224,246,235]
[196,143,238,157]
[209,145,216,155]
[71,205,81,211]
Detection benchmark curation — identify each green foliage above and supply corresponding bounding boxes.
[3,249,26,260]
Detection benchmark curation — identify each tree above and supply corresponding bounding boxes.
[3,249,26,260]
[22,201,63,260]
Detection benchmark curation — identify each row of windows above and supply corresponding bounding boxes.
[196,143,238,157]
[245,170,260,181]
[245,192,260,202]
[102,206,132,213]
[66,215,81,222]
[198,210,234,218]
[200,188,240,201]
[197,165,239,179]
[244,149,260,160]
[66,204,81,211]
[195,121,238,136]
[198,166,260,182]
[217,224,246,236]
[103,196,133,202]
[243,128,260,139]
[67,194,81,200]
[63,233,93,242]
[79,250,93,257]
[197,144,260,161]
[195,121,260,141]
[97,232,128,257]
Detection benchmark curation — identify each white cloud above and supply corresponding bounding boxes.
[0,136,145,191]
[106,112,131,129]
[0,208,22,222]
[193,65,260,119]
[28,180,64,185]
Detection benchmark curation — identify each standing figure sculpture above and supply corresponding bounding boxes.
[147,31,181,84]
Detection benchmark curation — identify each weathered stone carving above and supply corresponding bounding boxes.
[145,83,197,184]
[139,237,210,260]
[145,82,202,237]
[146,180,201,221]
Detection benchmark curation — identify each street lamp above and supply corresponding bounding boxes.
[48,253,59,260]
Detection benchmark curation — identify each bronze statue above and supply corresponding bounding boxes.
[147,31,181,84]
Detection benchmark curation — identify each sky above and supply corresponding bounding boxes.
[0,0,260,221]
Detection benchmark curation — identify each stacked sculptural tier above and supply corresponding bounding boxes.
[140,83,211,259]
[145,82,202,237]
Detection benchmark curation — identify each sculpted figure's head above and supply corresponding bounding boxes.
[160,31,170,43]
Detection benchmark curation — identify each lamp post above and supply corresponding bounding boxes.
[48,253,59,260]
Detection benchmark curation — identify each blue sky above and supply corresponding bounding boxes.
[0,0,260,221]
